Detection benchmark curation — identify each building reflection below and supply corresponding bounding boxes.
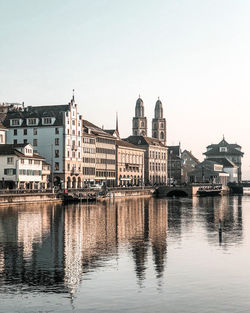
[0,198,169,293]
[194,196,243,247]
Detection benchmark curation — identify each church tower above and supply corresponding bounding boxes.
[152,98,166,145]
[132,96,147,136]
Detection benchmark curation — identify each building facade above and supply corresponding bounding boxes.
[125,136,168,185]
[203,137,244,182]
[181,150,200,183]
[167,145,182,185]
[4,96,84,189]
[116,139,145,186]
[188,159,229,187]
[0,144,45,189]
[83,120,116,186]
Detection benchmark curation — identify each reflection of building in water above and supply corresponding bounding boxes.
[17,211,50,259]
[64,205,83,294]
[195,196,243,247]
[116,198,149,283]
[148,198,167,279]
[0,204,65,290]
[0,198,169,293]
[116,197,168,284]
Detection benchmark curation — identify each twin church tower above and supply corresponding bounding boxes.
[132,96,167,145]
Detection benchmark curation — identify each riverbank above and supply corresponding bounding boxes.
[0,192,62,206]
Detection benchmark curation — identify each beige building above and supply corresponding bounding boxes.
[82,130,96,185]
[116,139,144,186]
[125,136,168,185]
[82,120,116,186]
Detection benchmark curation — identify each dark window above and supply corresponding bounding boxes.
[33,139,37,146]
[33,128,37,135]
[24,139,27,144]
[14,129,17,136]
[23,129,27,135]
[13,139,17,145]
[55,128,59,134]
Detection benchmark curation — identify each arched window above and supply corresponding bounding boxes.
[153,131,157,138]
[141,121,144,127]
[160,132,164,139]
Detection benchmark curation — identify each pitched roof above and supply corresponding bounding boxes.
[125,135,166,148]
[167,145,181,156]
[207,157,237,168]
[0,144,44,159]
[82,120,116,139]
[204,138,243,156]
[116,139,145,151]
[181,150,200,164]
[3,104,70,127]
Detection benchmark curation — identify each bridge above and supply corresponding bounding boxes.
[155,184,223,197]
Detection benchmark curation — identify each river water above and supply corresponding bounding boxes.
[0,196,249,313]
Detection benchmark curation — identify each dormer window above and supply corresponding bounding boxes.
[43,117,52,125]
[220,147,227,152]
[27,118,37,126]
[11,119,20,126]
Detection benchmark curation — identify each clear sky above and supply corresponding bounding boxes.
[1,0,250,177]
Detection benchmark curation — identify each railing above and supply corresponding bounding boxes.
[0,189,55,195]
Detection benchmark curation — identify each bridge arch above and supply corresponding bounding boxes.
[166,189,189,197]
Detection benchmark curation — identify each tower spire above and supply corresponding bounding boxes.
[116,112,119,132]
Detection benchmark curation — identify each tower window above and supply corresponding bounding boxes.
[160,132,164,140]
[141,121,144,127]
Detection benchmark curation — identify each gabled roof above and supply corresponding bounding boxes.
[181,150,200,164]
[125,135,166,148]
[0,144,44,159]
[208,157,237,168]
[204,138,243,156]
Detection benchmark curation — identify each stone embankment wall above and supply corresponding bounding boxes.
[0,193,62,205]
[101,188,154,200]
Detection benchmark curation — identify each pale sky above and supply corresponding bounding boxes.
[1,0,250,177]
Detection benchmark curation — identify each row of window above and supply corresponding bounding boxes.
[149,151,166,159]
[19,170,42,175]
[96,137,115,145]
[150,162,167,172]
[83,137,95,144]
[118,154,143,164]
[12,138,60,146]
[11,117,53,126]
[13,127,60,136]
[83,147,96,154]
[96,158,116,165]
[83,157,96,163]
[96,171,116,178]
[119,167,140,173]
[82,167,95,175]
[7,157,40,165]
[96,148,115,155]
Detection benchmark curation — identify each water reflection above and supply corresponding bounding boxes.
[0,196,244,297]
[194,196,243,247]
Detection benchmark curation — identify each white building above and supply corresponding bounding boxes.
[0,143,44,189]
[4,96,83,188]
[0,121,6,144]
